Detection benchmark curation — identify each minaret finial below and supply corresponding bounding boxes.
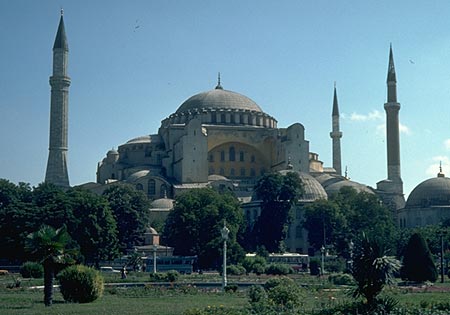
[61,8,64,16]
[215,72,223,90]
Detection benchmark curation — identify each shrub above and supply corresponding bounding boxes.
[247,285,267,303]
[224,284,238,292]
[227,265,246,276]
[166,270,179,282]
[253,263,265,275]
[266,281,303,310]
[265,263,292,275]
[263,276,294,291]
[20,261,43,278]
[401,232,438,282]
[57,265,104,303]
[328,273,354,285]
[325,257,345,273]
[242,255,267,274]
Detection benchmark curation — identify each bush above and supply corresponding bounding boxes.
[265,263,292,275]
[166,270,179,282]
[149,271,180,282]
[20,261,43,278]
[57,265,104,303]
[328,273,354,285]
[242,255,267,274]
[247,285,266,303]
[325,258,345,273]
[263,276,294,291]
[267,281,303,310]
[224,284,238,292]
[227,265,246,276]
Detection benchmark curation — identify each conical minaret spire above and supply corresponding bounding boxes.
[330,82,342,175]
[45,12,71,188]
[384,45,402,189]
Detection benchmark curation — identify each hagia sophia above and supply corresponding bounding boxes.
[45,13,450,254]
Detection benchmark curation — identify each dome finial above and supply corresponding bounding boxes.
[344,166,350,180]
[438,161,445,177]
[215,72,223,90]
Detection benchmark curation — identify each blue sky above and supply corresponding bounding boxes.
[1,1,449,198]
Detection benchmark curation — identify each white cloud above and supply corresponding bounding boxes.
[425,156,450,177]
[399,123,411,135]
[375,122,411,136]
[349,110,383,122]
[444,139,450,151]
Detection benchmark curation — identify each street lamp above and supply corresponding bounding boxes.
[152,244,158,274]
[221,222,230,291]
[320,246,325,276]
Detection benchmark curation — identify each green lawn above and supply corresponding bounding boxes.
[0,287,248,315]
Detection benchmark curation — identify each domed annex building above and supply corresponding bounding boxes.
[398,167,450,228]
[45,14,450,254]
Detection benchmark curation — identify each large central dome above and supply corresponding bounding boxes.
[176,86,263,114]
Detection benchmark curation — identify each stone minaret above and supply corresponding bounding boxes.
[384,45,402,192]
[377,45,404,212]
[45,11,70,188]
[330,83,342,175]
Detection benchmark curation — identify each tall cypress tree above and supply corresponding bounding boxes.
[401,232,438,282]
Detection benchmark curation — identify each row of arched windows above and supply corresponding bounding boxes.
[209,147,255,163]
[135,179,167,198]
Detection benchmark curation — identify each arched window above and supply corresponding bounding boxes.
[219,168,225,175]
[221,113,226,123]
[240,168,246,176]
[209,167,214,175]
[230,168,235,176]
[239,151,244,162]
[229,147,235,161]
[251,155,255,163]
[148,179,156,196]
[136,183,143,191]
[220,151,225,161]
[209,154,214,162]
[211,113,217,123]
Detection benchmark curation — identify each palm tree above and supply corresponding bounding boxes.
[26,225,73,306]
[351,233,401,307]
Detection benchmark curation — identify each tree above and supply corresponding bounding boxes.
[67,189,119,266]
[252,172,304,252]
[303,199,346,252]
[352,233,400,307]
[401,232,438,282]
[26,225,75,306]
[103,185,150,252]
[162,188,244,269]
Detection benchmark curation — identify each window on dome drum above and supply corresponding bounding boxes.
[136,183,143,191]
[220,151,225,161]
[211,113,217,123]
[229,147,235,161]
[160,184,167,198]
[230,114,235,123]
[239,151,244,162]
[230,168,235,176]
[148,179,156,196]
[220,113,226,123]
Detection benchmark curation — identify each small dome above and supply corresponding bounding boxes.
[176,88,263,114]
[406,175,450,208]
[145,226,158,234]
[107,148,119,155]
[126,170,150,182]
[151,197,174,210]
[325,179,374,196]
[278,170,328,202]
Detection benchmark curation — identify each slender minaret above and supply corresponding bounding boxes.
[384,44,402,192]
[45,10,70,188]
[330,83,342,175]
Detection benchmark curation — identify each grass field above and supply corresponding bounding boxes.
[1,273,450,315]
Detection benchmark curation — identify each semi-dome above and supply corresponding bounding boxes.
[176,87,263,114]
[151,197,174,210]
[278,170,328,202]
[406,174,450,208]
[325,179,374,196]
